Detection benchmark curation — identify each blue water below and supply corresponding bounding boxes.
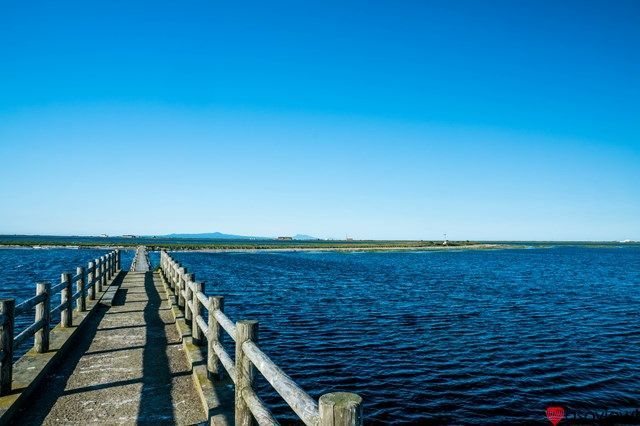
[0,248,137,358]
[1,246,639,424]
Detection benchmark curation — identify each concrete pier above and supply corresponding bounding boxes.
[18,270,206,424]
[0,248,362,425]
[130,246,150,272]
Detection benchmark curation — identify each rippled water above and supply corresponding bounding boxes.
[170,247,640,425]
[1,246,639,424]
[0,248,136,358]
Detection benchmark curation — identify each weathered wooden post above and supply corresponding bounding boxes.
[34,282,50,353]
[208,296,223,380]
[76,266,86,312]
[235,320,258,426]
[160,251,166,279]
[0,298,15,396]
[184,273,195,324]
[61,273,73,327]
[171,262,178,290]
[319,393,363,426]
[100,255,106,288]
[94,258,102,293]
[177,267,187,310]
[115,249,120,271]
[174,264,181,305]
[192,281,204,345]
[107,253,112,280]
[88,261,95,300]
[173,262,179,290]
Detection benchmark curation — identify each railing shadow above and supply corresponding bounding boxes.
[14,273,126,425]
[137,271,176,424]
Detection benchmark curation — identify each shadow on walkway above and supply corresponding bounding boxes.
[13,271,206,425]
[15,273,126,425]
[137,271,176,424]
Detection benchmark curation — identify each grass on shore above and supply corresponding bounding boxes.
[0,239,479,251]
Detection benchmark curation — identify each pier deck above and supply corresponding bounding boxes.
[131,246,150,272]
[19,270,206,425]
[0,247,361,425]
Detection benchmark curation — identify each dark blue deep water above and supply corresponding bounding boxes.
[0,248,137,358]
[1,246,639,424]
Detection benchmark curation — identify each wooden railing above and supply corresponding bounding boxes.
[0,249,121,396]
[159,250,363,426]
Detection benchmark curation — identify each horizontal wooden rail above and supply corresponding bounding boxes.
[211,340,236,382]
[159,250,362,426]
[50,281,68,295]
[243,386,279,425]
[0,249,121,396]
[12,318,45,348]
[213,309,237,341]
[243,340,319,424]
[14,293,47,316]
[50,300,70,318]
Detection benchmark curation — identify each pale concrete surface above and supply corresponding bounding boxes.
[131,246,151,273]
[19,272,207,425]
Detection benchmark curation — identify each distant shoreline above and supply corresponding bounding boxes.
[0,242,512,252]
[171,243,512,253]
[0,240,636,252]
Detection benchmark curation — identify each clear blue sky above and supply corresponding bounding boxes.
[1,1,638,240]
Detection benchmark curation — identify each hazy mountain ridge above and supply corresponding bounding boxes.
[164,232,319,240]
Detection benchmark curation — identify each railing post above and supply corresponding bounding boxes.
[76,266,86,312]
[100,255,106,289]
[116,249,121,271]
[61,272,72,327]
[94,258,102,293]
[192,281,204,346]
[160,251,166,279]
[171,262,178,290]
[34,282,50,353]
[0,298,15,396]
[184,273,195,324]
[88,261,95,300]
[208,296,223,380]
[235,320,258,426]
[165,259,177,304]
[177,267,187,310]
[319,393,363,426]
[107,253,112,280]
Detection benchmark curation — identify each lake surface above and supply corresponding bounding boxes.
[1,246,639,424]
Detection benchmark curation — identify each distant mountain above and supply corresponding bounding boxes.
[164,232,270,240]
[293,234,320,240]
[163,232,320,240]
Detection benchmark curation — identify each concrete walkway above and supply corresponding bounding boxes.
[19,271,207,425]
[131,246,151,272]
